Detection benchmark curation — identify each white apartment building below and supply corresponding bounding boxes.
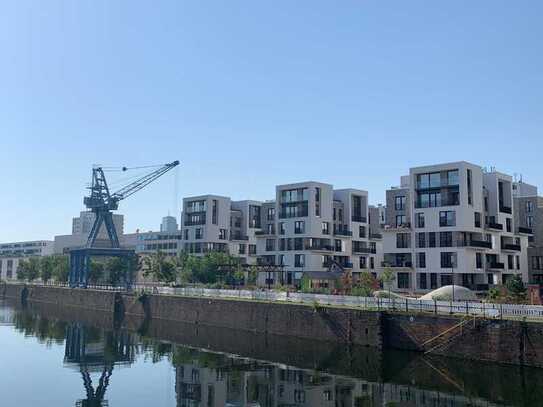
[0,240,55,281]
[255,181,382,286]
[382,161,529,293]
[180,195,260,264]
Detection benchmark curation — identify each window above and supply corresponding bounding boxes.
[277,254,285,265]
[416,213,425,228]
[418,273,427,289]
[447,170,459,186]
[516,255,520,270]
[508,255,514,269]
[266,239,275,252]
[315,187,321,216]
[359,256,367,269]
[476,253,483,269]
[506,218,512,233]
[248,245,256,255]
[439,211,456,227]
[397,273,410,289]
[395,196,406,210]
[219,229,227,240]
[396,215,407,227]
[430,273,438,289]
[338,208,343,222]
[359,225,366,238]
[294,254,305,268]
[279,222,285,235]
[428,232,436,248]
[370,257,375,269]
[335,239,343,252]
[418,252,426,268]
[527,216,534,228]
[418,232,426,248]
[440,252,456,268]
[441,274,453,286]
[526,201,534,213]
[212,200,218,225]
[267,223,274,234]
[294,221,305,234]
[267,207,275,220]
[239,244,246,255]
[321,222,329,235]
[195,228,202,239]
[440,232,453,247]
[396,233,410,249]
[467,169,473,205]
[474,212,481,228]
[184,229,189,240]
[294,238,303,250]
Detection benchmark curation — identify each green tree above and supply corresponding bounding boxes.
[51,255,69,282]
[88,259,105,284]
[17,257,41,281]
[40,256,54,283]
[379,267,396,298]
[105,257,131,286]
[143,251,177,283]
[506,275,527,303]
[353,271,378,297]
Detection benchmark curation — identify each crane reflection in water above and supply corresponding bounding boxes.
[63,322,135,407]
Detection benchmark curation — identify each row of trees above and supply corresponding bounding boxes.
[142,251,257,287]
[16,255,69,283]
[15,255,135,286]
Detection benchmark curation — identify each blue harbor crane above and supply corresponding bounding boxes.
[69,160,180,289]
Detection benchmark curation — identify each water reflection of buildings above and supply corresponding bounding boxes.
[63,323,136,407]
[174,353,503,407]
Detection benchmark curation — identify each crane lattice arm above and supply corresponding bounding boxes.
[111,160,179,202]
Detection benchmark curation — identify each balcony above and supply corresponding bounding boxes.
[351,215,367,223]
[518,227,533,235]
[487,262,505,270]
[486,222,503,231]
[353,246,375,254]
[230,234,249,241]
[306,244,333,252]
[381,261,413,268]
[255,230,274,236]
[370,233,382,240]
[499,204,512,214]
[501,243,521,252]
[462,240,492,249]
[334,229,353,237]
[384,222,411,230]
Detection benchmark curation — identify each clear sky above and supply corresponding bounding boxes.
[1,1,542,242]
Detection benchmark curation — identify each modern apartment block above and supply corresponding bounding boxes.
[382,162,529,292]
[255,181,382,286]
[0,240,55,281]
[513,182,543,284]
[180,195,261,264]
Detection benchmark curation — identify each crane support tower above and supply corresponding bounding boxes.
[69,160,180,289]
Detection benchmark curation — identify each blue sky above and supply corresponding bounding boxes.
[1,1,542,242]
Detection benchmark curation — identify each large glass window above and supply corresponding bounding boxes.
[440,252,456,268]
[418,252,426,268]
[439,211,456,227]
[439,232,453,247]
[416,213,425,228]
[447,170,459,186]
[396,233,410,249]
[395,196,406,211]
[294,221,305,234]
[294,254,305,268]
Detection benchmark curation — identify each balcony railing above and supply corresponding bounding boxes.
[334,230,353,237]
[518,227,533,235]
[306,244,333,251]
[351,215,367,223]
[501,243,521,251]
[370,233,382,239]
[487,262,505,270]
[381,261,413,268]
[352,247,375,254]
[499,204,512,214]
[486,222,503,231]
[255,230,274,236]
[460,240,492,249]
[230,234,249,241]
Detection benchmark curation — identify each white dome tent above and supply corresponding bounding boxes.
[419,285,478,302]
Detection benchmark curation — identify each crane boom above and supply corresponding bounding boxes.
[83,160,180,248]
[111,160,179,202]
